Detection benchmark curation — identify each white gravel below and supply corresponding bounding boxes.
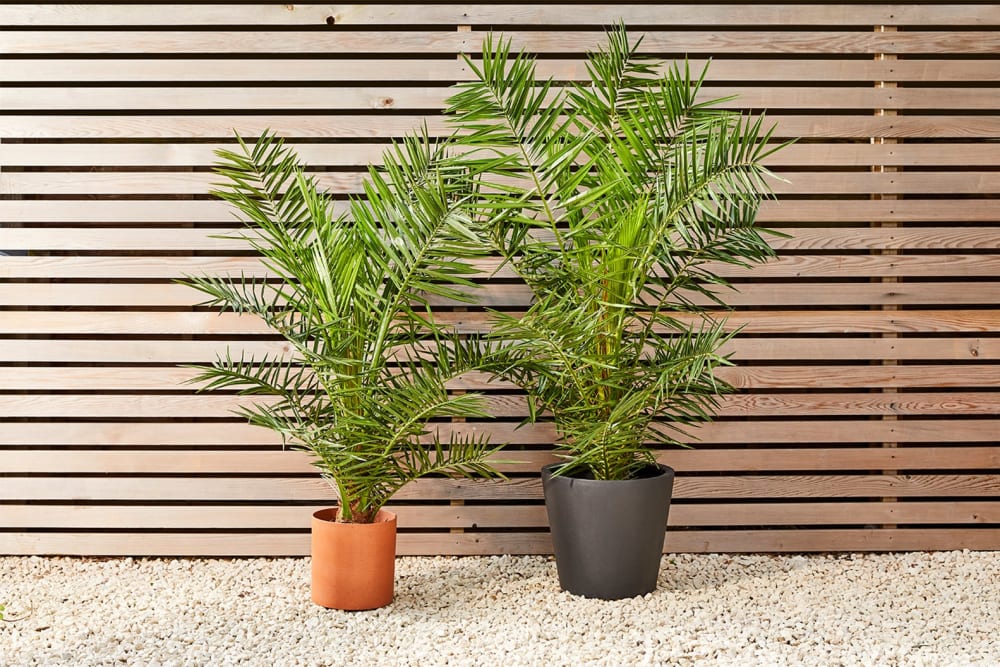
[2,551,999,666]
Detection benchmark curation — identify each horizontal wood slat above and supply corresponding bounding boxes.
[5,501,999,530]
[4,59,1000,83]
[3,5,996,26]
[1,417,998,446]
[4,255,1000,281]
[6,171,1000,195]
[2,143,998,168]
[0,336,994,365]
[5,442,1000,474]
[2,310,996,335]
[4,226,998,252]
[4,115,1000,139]
[6,87,998,112]
[5,31,1000,55]
[4,475,1000,502]
[0,392,995,418]
[6,199,998,223]
[1,364,998,392]
[3,1,998,557]
[0,282,997,308]
[6,529,1000,557]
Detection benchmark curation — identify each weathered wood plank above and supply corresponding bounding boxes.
[670,502,1000,527]
[4,441,999,474]
[0,281,996,308]
[665,529,1000,554]
[3,309,996,336]
[3,59,999,84]
[0,504,551,530]
[4,31,999,55]
[6,501,998,530]
[1,391,995,419]
[0,476,534,502]
[5,86,997,112]
[3,5,995,27]
[4,254,1000,280]
[5,199,996,223]
[1,335,993,366]
[3,475,998,502]
[2,417,998,448]
[724,393,1000,418]
[715,365,1000,390]
[0,364,1000,391]
[4,114,999,140]
[4,226,999,252]
[7,170,1000,195]
[2,142,996,168]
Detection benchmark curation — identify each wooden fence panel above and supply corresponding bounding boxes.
[1,2,998,555]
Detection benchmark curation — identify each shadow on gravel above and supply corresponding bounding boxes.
[658,554,807,593]
[385,554,795,615]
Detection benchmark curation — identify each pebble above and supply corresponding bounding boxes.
[1,552,999,666]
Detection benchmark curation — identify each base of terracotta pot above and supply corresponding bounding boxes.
[311,508,397,610]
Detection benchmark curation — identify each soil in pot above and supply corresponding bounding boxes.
[311,508,397,610]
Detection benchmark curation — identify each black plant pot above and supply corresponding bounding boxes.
[542,462,675,600]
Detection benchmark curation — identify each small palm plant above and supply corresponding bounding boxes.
[182,130,503,523]
[447,27,785,481]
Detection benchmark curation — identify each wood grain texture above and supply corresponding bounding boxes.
[2,5,996,27]
[5,86,997,112]
[2,142,997,168]
[4,309,996,336]
[6,171,1000,196]
[3,2,998,557]
[4,254,999,280]
[5,441,1000,474]
[1,391,996,418]
[4,474,1000,502]
[2,363,998,392]
[0,281,997,308]
[4,226,999,252]
[4,30,1000,55]
[5,199,998,223]
[4,59,999,84]
[6,501,999,530]
[4,115,1000,140]
[2,418,998,449]
[1,336,994,365]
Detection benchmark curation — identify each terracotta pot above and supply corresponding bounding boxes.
[311,508,397,610]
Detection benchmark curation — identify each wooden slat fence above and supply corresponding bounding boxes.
[1,2,998,556]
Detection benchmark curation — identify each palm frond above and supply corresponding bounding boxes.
[449,26,788,480]
[180,127,505,522]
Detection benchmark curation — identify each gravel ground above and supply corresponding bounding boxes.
[2,552,999,666]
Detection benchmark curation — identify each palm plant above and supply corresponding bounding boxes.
[182,129,503,523]
[446,27,786,481]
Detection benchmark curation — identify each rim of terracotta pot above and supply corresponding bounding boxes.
[312,508,397,525]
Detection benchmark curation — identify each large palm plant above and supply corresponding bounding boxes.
[182,130,503,523]
[446,27,785,480]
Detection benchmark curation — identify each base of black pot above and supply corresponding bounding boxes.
[542,463,674,600]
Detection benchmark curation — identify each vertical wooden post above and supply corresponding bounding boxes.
[874,24,899,528]
[449,23,474,538]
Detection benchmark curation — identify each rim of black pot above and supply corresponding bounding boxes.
[541,462,674,485]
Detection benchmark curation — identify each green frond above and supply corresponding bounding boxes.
[181,124,505,522]
[448,27,787,480]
